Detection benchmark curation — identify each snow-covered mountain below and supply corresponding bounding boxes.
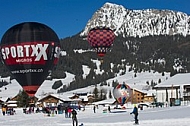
[81,2,190,37]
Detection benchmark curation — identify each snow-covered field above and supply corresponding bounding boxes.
[0,66,189,126]
[0,104,190,126]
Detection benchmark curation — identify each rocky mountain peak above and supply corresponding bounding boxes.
[81,2,190,38]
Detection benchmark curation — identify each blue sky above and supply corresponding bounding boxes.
[0,0,190,39]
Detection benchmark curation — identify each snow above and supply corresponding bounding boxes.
[0,61,190,125]
[0,79,22,101]
[81,2,190,38]
[0,71,189,125]
[155,73,190,87]
[36,72,75,96]
[91,59,104,74]
[82,65,90,79]
[0,104,190,126]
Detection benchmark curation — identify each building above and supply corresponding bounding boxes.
[131,88,154,104]
[69,92,94,105]
[38,93,85,108]
[143,90,156,103]
[6,100,17,108]
[154,73,190,105]
[38,94,64,107]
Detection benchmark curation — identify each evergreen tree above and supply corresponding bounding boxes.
[162,72,165,76]
[100,89,104,100]
[17,90,30,107]
[151,80,154,87]
[134,73,137,77]
[158,78,161,83]
[93,86,99,101]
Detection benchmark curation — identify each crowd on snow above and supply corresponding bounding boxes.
[21,104,83,117]
[1,104,81,126]
[1,104,16,116]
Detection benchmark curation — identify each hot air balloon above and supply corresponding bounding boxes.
[0,22,60,97]
[113,83,132,105]
[87,27,115,61]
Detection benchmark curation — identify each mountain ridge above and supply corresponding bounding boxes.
[81,2,190,38]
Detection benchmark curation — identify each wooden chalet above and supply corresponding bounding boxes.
[143,91,155,103]
[38,94,64,107]
[69,92,92,105]
[131,88,154,104]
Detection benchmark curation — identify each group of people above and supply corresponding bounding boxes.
[1,105,16,116]
[63,107,78,126]
[1,103,138,125]
[23,106,35,114]
[65,107,73,118]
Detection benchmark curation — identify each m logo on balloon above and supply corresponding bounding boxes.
[0,22,60,97]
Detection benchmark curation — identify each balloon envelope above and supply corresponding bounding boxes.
[87,27,115,57]
[0,22,60,97]
[113,83,132,105]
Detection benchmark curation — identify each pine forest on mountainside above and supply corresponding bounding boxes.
[1,34,190,93]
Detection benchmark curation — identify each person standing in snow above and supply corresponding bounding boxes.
[68,107,72,118]
[72,109,78,126]
[93,105,96,113]
[108,106,111,113]
[130,104,139,124]
[65,107,68,118]
[2,105,7,116]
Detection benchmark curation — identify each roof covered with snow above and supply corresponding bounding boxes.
[155,73,190,88]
